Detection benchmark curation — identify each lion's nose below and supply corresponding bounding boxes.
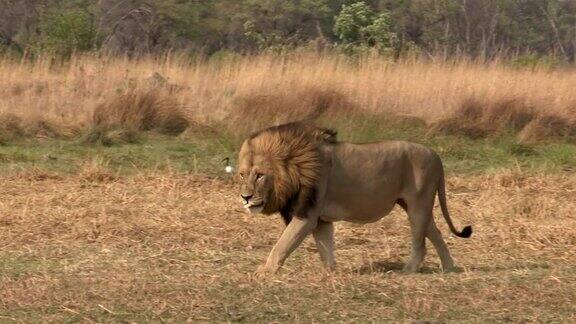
[241,194,253,202]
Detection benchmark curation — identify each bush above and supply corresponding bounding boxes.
[86,89,190,145]
[0,113,80,144]
[509,54,562,70]
[429,96,576,142]
[333,2,398,55]
[35,9,100,57]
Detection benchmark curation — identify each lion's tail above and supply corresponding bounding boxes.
[438,169,472,238]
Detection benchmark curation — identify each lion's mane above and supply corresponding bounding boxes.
[247,122,335,221]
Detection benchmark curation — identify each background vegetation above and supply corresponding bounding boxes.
[0,53,574,174]
[2,0,576,63]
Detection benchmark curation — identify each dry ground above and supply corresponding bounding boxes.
[1,170,575,322]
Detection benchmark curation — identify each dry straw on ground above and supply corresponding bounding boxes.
[0,171,574,321]
[0,53,575,142]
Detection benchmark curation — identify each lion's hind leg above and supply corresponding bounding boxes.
[313,220,336,271]
[403,195,434,274]
[402,193,457,273]
[426,221,456,272]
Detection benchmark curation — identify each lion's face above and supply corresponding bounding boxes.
[237,124,325,216]
[238,146,275,214]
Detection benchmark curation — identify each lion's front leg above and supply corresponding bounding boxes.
[257,216,318,275]
[313,220,336,271]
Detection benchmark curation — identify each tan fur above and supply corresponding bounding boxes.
[238,123,472,275]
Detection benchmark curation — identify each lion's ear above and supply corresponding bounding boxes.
[319,128,337,143]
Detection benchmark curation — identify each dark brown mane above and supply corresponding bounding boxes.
[250,122,337,143]
[247,122,334,223]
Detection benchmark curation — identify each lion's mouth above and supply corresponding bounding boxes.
[244,201,263,208]
[244,201,264,214]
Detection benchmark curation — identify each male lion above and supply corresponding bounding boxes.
[237,122,471,274]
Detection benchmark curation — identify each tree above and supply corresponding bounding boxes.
[240,0,332,51]
[333,1,398,54]
[36,8,99,57]
[1,0,576,61]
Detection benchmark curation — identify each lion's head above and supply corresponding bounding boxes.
[237,122,336,216]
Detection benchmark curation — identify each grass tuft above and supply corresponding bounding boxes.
[0,113,80,144]
[90,88,190,140]
[78,156,117,183]
[430,95,576,142]
[228,86,355,139]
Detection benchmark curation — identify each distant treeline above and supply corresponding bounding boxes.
[1,0,575,62]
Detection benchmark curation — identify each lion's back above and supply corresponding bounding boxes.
[325,140,443,196]
[330,140,441,170]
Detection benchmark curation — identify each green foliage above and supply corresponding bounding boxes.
[333,2,373,44]
[243,19,284,51]
[35,9,99,57]
[365,11,397,49]
[509,53,562,70]
[241,0,332,52]
[2,0,576,60]
[333,2,398,55]
[155,1,214,41]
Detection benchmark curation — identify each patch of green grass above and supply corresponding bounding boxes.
[0,254,59,278]
[0,133,236,176]
[0,123,573,176]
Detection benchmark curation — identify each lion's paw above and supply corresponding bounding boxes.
[252,264,279,278]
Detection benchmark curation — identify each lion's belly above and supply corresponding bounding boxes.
[318,173,400,223]
[316,141,423,223]
[319,199,396,224]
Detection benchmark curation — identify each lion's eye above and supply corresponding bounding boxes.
[256,173,264,180]
[239,173,245,179]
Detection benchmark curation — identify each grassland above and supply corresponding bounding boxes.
[0,53,575,322]
[1,166,574,322]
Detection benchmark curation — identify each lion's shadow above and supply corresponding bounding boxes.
[356,260,548,275]
[355,260,451,275]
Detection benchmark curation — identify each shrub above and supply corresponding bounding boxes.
[228,87,355,139]
[86,89,190,145]
[0,113,80,144]
[333,2,398,55]
[429,96,576,142]
[35,9,100,57]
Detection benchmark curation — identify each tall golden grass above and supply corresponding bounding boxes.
[0,53,575,142]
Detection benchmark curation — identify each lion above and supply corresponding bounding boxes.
[237,122,472,274]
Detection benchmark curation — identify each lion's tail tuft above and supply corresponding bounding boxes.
[455,225,472,238]
[438,168,473,239]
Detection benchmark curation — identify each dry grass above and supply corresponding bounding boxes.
[85,88,190,145]
[0,113,79,143]
[0,53,575,142]
[0,170,574,322]
[429,96,576,142]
